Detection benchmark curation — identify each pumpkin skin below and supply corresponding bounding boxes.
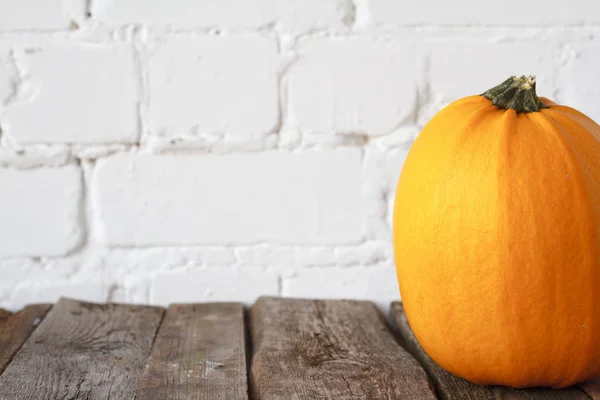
[393,77,600,388]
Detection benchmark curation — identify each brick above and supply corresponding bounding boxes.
[102,247,237,274]
[0,257,77,285]
[373,125,421,148]
[0,146,70,169]
[0,287,11,309]
[1,42,138,144]
[288,38,418,136]
[149,266,279,305]
[0,0,85,31]
[147,35,278,137]
[360,147,409,238]
[429,40,556,103]
[369,0,600,26]
[292,247,337,267]
[558,42,600,124]
[8,281,108,310]
[235,245,294,266]
[363,147,408,195]
[107,278,150,304]
[0,165,82,257]
[282,263,399,303]
[92,0,352,33]
[334,241,393,266]
[94,150,366,245]
[234,244,393,268]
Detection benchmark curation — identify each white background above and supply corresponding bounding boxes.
[0,0,598,310]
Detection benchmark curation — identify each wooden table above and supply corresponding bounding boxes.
[0,297,597,399]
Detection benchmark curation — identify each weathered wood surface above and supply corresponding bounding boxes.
[580,378,600,399]
[388,302,591,400]
[136,303,248,400]
[250,296,436,400]
[0,298,164,400]
[0,298,596,399]
[0,304,51,375]
[0,308,11,323]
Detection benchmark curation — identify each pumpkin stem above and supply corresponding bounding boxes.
[482,75,547,113]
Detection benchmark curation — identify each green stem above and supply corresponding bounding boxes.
[482,75,547,113]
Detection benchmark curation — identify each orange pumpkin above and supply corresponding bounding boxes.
[393,75,600,388]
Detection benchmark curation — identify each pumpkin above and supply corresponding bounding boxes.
[392,75,600,388]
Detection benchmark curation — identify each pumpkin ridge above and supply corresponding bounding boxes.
[545,105,600,143]
[495,109,519,381]
[454,103,500,146]
[522,112,599,385]
[534,112,598,257]
[533,110,600,383]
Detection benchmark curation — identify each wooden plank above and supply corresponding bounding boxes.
[136,303,248,400]
[0,298,164,400]
[0,304,51,375]
[0,308,11,322]
[389,302,590,400]
[580,378,600,399]
[250,296,437,400]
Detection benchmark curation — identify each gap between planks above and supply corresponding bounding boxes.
[135,302,249,400]
[0,298,164,399]
[0,304,51,375]
[1,298,597,400]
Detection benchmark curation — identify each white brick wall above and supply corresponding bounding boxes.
[149,266,280,304]
[93,150,365,245]
[146,35,279,137]
[0,0,85,31]
[428,40,557,103]
[368,0,600,26]
[0,1,598,310]
[91,0,353,34]
[287,38,418,135]
[0,165,82,257]
[1,40,139,144]
[558,41,600,124]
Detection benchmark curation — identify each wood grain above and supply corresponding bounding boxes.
[0,308,11,323]
[0,298,164,400]
[0,304,51,375]
[250,296,436,400]
[136,303,248,400]
[580,378,600,399]
[388,302,591,400]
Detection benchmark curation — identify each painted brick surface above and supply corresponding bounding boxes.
[368,0,600,26]
[288,37,418,136]
[93,150,365,245]
[0,165,82,258]
[0,0,85,31]
[146,35,279,137]
[0,41,138,144]
[428,40,557,103]
[91,0,353,34]
[0,0,599,310]
[282,263,400,306]
[150,266,280,304]
[558,42,600,124]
